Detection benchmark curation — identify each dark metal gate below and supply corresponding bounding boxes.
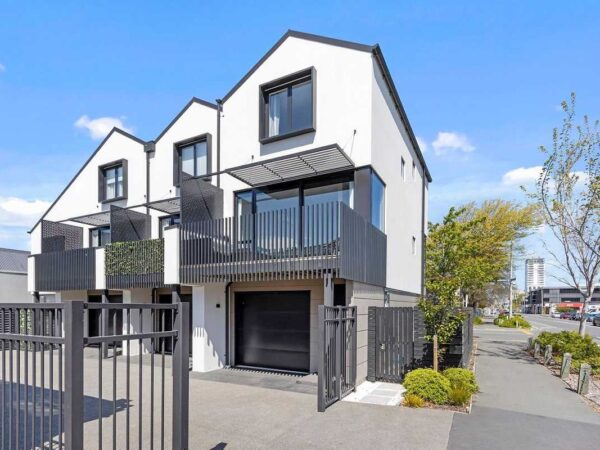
[0,301,190,450]
[317,305,357,412]
[367,307,423,383]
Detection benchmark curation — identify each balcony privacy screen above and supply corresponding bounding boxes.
[180,175,223,224]
[41,220,83,253]
[109,206,151,242]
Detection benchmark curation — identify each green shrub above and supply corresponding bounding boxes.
[448,384,472,406]
[442,368,478,394]
[473,316,484,325]
[535,331,600,360]
[403,393,425,408]
[571,356,600,375]
[403,369,450,404]
[495,315,531,329]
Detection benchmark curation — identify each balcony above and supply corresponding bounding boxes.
[31,248,97,292]
[178,202,386,286]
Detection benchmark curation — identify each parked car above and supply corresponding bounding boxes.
[586,312,600,322]
[551,312,561,318]
[560,312,572,319]
[593,315,600,327]
[572,312,582,320]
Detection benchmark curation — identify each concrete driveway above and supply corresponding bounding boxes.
[189,369,454,449]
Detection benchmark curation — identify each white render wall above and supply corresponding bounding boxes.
[150,101,217,204]
[370,61,426,295]
[191,284,226,372]
[219,36,375,217]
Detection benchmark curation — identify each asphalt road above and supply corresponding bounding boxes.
[524,313,600,343]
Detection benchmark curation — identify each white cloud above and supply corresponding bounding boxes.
[74,115,133,140]
[502,166,542,186]
[416,136,428,153]
[431,131,475,156]
[0,63,5,72]
[0,196,50,227]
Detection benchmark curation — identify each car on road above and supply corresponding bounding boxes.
[560,312,573,319]
[551,312,561,318]
[593,315,600,327]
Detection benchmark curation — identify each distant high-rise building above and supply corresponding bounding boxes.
[525,258,545,292]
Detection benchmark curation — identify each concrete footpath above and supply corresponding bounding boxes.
[447,324,600,450]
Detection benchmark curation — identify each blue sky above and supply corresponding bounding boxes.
[1,1,599,289]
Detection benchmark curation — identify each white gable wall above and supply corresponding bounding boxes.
[31,131,147,247]
[219,36,374,217]
[151,102,217,203]
[370,60,425,295]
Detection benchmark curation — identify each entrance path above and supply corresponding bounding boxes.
[448,324,600,450]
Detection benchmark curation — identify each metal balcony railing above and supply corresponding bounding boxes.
[179,202,386,286]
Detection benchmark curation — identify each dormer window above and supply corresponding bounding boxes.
[260,68,315,144]
[98,159,128,203]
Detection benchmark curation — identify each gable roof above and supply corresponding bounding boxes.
[221,30,431,182]
[155,97,218,142]
[28,127,146,233]
[0,248,28,274]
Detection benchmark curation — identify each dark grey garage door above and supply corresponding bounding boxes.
[235,291,310,373]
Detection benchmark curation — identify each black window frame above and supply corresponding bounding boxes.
[98,159,128,203]
[89,225,111,248]
[259,67,316,144]
[158,214,181,238]
[172,133,212,187]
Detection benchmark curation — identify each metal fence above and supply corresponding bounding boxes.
[317,305,357,412]
[367,306,474,381]
[0,301,189,450]
[367,307,419,383]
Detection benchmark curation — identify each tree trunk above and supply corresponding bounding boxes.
[579,296,592,336]
[433,334,439,372]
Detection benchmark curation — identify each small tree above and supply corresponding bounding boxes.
[421,208,476,370]
[530,93,600,335]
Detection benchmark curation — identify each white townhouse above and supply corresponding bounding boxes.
[28,31,431,382]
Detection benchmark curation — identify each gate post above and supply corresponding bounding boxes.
[367,307,376,381]
[317,305,325,412]
[173,301,190,450]
[335,306,342,401]
[64,301,84,450]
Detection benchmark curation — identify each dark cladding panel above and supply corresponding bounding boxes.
[180,176,223,224]
[110,206,151,242]
[41,220,83,253]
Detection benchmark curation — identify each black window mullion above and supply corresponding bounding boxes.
[287,85,293,132]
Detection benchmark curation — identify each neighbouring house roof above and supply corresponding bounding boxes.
[0,248,29,274]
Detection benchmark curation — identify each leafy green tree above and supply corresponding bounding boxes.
[421,201,539,369]
[528,93,600,336]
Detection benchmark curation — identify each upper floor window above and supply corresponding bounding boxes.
[159,214,181,238]
[401,158,406,182]
[371,171,385,232]
[98,160,127,203]
[173,134,212,186]
[90,226,111,247]
[260,68,315,143]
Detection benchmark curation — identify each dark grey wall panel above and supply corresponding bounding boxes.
[41,220,83,253]
[180,176,224,223]
[110,206,150,242]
